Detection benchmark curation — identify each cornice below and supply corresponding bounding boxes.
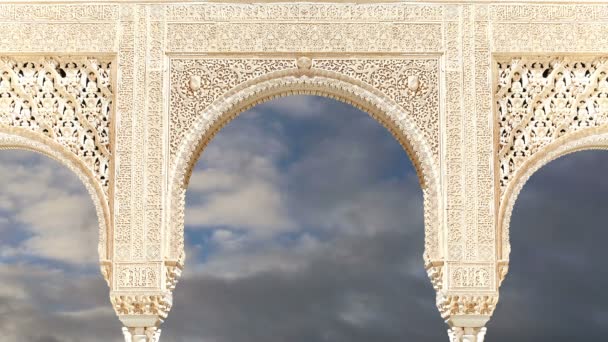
[1,0,607,4]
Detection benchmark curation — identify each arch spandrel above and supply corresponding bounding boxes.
[496,56,608,264]
[0,56,114,265]
[167,56,444,277]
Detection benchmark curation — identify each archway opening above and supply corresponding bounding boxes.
[0,149,118,341]
[490,150,608,341]
[164,95,445,341]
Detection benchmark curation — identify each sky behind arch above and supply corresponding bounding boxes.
[0,96,607,341]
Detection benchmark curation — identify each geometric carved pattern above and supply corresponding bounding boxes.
[497,57,608,197]
[0,56,112,195]
[496,56,608,259]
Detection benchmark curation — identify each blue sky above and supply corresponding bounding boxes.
[0,95,607,341]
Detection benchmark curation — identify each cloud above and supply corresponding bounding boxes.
[185,114,294,234]
[186,179,294,234]
[488,150,608,342]
[168,96,442,342]
[4,96,607,341]
[0,263,119,342]
[0,150,99,265]
[164,227,445,342]
[253,95,326,119]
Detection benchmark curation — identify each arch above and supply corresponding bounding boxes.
[498,126,608,262]
[168,69,442,272]
[0,125,111,278]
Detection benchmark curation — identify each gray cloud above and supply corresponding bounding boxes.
[488,150,608,341]
[2,96,607,342]
[0,150,119,342]
[0,258,118,342]
[164,96,445,342]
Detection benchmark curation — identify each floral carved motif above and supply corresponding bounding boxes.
[169,58,297,160]
[0,56,113,195]
[437,294,498,319]
[111,293,172,319]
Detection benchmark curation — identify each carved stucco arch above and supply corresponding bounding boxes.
[498,127,608,264]
[496,56,608,288]
[168,64,443,282]
[0,126,112,274]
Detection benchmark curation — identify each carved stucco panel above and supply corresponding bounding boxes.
[168,57,443,279]
[0,4,119,21]
[165,3,444,22]
[0,56,113,194]
[496,56,608,259]
[472,5,494,263]
[167,23,442,53]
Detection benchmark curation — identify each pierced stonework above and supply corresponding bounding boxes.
[497,56,608,258]
[497,57,608,196]
[0,56,113,195]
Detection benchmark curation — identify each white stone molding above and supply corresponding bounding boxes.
[123,327,162,342]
